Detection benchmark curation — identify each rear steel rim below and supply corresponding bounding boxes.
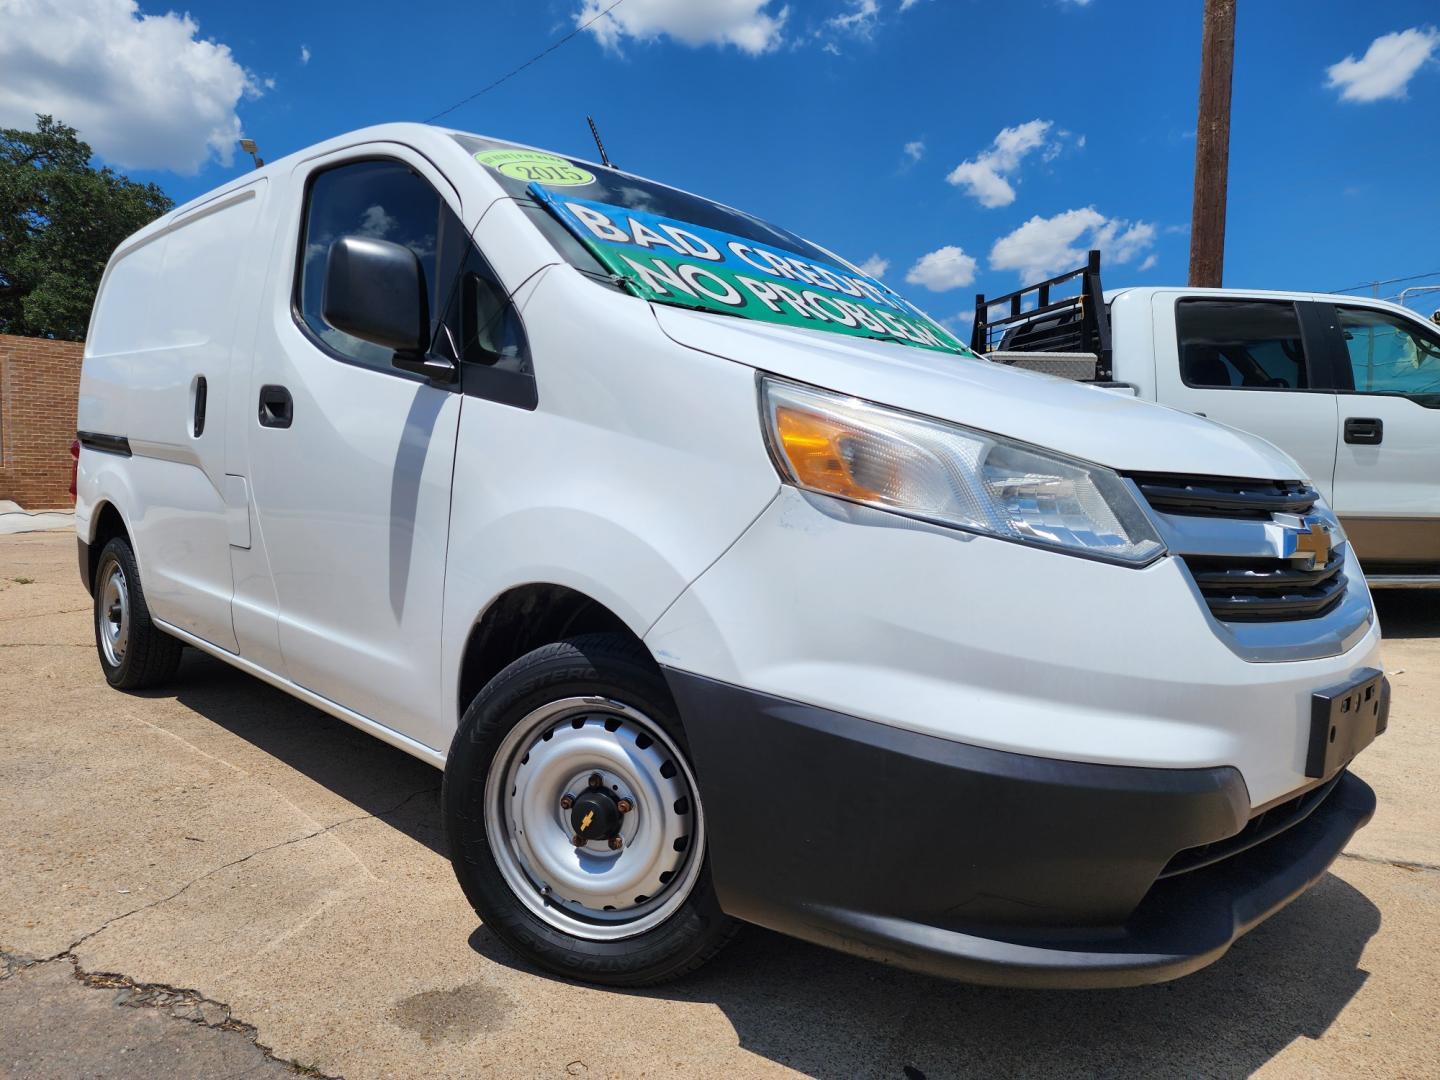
[484,696,705,941]
[97,560,129,667]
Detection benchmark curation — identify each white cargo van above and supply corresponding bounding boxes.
[77,124,1388,989]
[974,254,1440,584]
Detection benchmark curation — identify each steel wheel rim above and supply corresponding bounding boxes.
[98,561,129,667]
[484,696,705,941]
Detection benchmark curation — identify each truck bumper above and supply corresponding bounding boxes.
[665,670,1377,989]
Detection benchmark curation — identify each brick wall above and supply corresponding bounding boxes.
[0,333,85,508]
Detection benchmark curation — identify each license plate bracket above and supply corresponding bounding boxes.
[1307,667,1388,779]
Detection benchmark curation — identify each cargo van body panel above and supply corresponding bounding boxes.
[80,182,269,652]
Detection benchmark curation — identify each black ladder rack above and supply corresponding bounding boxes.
[971,249,1113,379]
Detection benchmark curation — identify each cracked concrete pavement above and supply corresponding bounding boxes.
[1,528,1438,1079]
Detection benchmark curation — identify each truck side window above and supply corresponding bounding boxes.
[1336,306,1440,407]
[296,160,442,372]
[1176,300,1309,390]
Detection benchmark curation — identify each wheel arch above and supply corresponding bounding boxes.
[83,500,132,597]
[456,583,660,721]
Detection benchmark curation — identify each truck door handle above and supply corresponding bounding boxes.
[258,385,293,429]
[193,375,207,437]
[1344,417,1383,445]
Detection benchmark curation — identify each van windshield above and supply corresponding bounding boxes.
[452,133,971,356]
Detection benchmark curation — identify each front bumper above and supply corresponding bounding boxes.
[666,669,1377,989]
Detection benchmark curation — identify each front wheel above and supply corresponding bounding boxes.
[443,634,737,986]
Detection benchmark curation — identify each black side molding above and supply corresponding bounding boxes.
[76,431,132,457]
[77,537,93,596]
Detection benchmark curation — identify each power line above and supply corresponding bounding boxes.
[1327,268,1440,295]
[424,0,627,124]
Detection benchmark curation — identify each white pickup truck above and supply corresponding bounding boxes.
[974,254,1440,585]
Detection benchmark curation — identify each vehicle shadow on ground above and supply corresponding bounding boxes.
[1373,590,1440,640]
[469,875,1380,1079]
[153,652,447,858]
[159,653,1383,1079]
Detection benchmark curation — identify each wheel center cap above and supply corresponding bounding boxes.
[570,790,621,841]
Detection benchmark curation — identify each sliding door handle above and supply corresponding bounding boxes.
[193,375,207,437]
[258,384,293,429]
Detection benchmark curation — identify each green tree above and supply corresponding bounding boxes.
[0,115,173,340]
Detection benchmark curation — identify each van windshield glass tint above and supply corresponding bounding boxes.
[452,133,971,356]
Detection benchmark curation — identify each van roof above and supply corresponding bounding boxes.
[142,122,611,232]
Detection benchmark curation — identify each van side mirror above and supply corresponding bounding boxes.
[322,236,430,354]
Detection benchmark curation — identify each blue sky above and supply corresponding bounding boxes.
[4,0,1439,327]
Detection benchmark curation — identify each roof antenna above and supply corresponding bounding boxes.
[586,115,613,169]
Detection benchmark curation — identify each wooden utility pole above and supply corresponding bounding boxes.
[1188,0,1235,287]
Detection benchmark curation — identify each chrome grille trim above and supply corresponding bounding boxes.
[1121,473,1374,662]
[1127,473,1346,624]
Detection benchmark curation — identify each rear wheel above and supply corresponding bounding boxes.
[93,536,182,690]
[443,634,737,985]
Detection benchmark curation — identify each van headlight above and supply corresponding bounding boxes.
[760,377,1165,566]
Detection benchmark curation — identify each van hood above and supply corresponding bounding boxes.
[652,305,1302,480]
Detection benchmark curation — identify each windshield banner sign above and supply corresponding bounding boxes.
[528,185,972,356]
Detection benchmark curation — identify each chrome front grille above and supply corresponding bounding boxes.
[1129,473,1348,623]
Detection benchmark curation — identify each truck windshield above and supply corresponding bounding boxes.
[452,133,971,356]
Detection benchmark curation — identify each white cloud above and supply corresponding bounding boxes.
[1139,254,1158,272]
[857,254,890,278]
[1060,0,1093,6]
[1326,26,1438,103]
[903,139,925,164]
[827,0,879,38]
[300,44,311,65]
[989,208,1156,281]
[0,0,259,174]
[900,0,922,9]
[947,119,1080,208]
[576,0,789,55]
[905,246,978,292]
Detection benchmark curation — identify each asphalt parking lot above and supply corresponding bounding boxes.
[2,529,1437,1079]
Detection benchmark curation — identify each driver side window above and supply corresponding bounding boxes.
[1336,306,1440,406]
[296,159,443,372]
[1177,299,1310,390]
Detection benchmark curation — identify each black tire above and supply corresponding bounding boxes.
[443,633,739,986]
[92,536,183,691]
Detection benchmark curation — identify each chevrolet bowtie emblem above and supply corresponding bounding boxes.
[1290,521,1333,570]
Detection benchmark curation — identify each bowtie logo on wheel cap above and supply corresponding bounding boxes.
[562,772,634,850]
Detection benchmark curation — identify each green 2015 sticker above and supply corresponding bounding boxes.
[475,149,595,187]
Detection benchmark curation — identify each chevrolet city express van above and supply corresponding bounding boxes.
[75,124,1389,988]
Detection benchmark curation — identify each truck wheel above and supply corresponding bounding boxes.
[92,536,183,691]
[444,634,738,986]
